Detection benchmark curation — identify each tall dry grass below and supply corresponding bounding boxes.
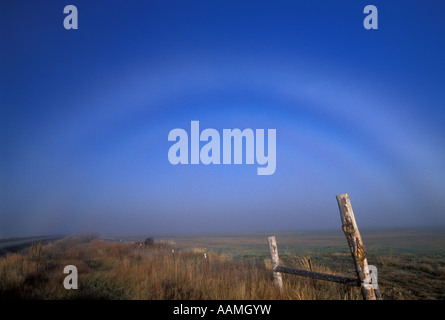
[0,236,360,300]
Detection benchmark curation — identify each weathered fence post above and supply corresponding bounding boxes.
[336,193,377,300]
[268,236,284,291]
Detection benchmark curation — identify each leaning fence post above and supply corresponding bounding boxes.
[268,236,284,291]
[336,193,377,300]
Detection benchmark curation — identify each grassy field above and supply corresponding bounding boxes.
[1,228,444,300]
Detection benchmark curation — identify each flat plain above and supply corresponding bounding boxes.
[1,228,444,300]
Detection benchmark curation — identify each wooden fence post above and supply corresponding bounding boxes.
[268,236,284,291]
[308,258,319,300]
[204,253,210,279]
[336,193,377,300]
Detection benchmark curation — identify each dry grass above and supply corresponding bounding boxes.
[159,229,445,300]
[0,235,360,300]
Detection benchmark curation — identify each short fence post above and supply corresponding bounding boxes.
[308,258,318,300]
[336,193,377,300]
[268,236,284,291]
[204,253,210,279]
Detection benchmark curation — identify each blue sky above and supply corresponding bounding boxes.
[1,0,445,236]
